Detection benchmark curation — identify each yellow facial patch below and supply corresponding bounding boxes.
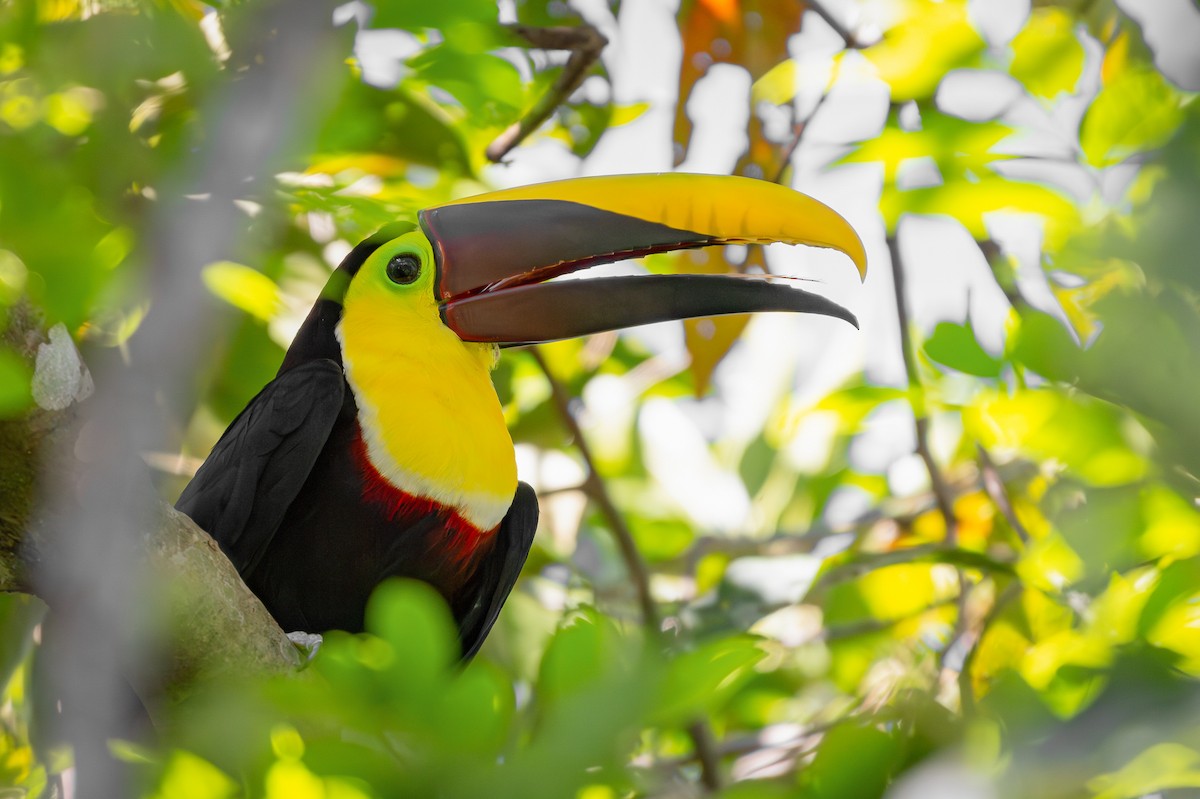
[337,232,517,531]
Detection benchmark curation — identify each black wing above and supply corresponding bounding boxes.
[175,359,345,577]
[457,481,539,660]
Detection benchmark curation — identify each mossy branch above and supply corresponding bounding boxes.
[0,302,301,714]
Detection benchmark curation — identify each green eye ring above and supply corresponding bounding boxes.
[386,253,422,285]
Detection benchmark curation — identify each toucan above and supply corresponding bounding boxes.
[176,173,867,658]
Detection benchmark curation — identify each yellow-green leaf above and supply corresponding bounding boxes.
[864,0,985,102]
[1080,66,1185,167]
[201,262,280,322]
[1009,9,1085,101]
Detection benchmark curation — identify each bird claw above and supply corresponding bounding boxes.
[287,631,324,662]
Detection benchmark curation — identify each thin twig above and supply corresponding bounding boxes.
[535,482,589,499]
[668,709,862,767]
[486,24,608,162]
[808,544,1014,599]
[529,347,659,631]
[687,719,722,791]
[771,88,833,184]
[975,238,1026,311]
[976,444,1030,544]
[887,234,973,698]
[529,348,731,791]
[887,236,959,545]
[956,581,1022,715]
[805,0,863,49]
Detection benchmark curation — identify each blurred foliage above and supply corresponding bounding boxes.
[1,0,1200,798]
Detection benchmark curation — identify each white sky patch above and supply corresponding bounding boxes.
[849,399,916,474]
[724,554,823,606]
[639,398,751,533]
[678,64,751,174]
[580,373,638,468]
[936,70,1024,122]
[968,0,1030,47]
[782,410,839,474]
[1116,0,1200,90]
[581,0,681,174]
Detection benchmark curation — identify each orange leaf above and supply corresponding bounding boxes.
[698,0,740,26]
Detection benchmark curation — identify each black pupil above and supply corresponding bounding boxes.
[386,254,421,285]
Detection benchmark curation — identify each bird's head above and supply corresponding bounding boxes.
[327,173,868,533]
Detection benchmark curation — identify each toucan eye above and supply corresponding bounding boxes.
[386,254,422,285]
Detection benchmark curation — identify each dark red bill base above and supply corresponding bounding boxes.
[421,200,717,301]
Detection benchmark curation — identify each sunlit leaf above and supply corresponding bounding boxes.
[1089,743,1200,799]
[1009,9,1085,101]
[1140,558,1200,671]
[370,0,500,42]
[362,579,458,693]
[798,723,904,799]
[923,319,1001,378]
[964,387,1149,486]
[652,635,765,724]
[863,0,986,102]
[842,110,1015,187]
[1080,66,1185,167]
[751,59,797,106]
[881,175,1078,244]
[201,262,280,322]
[148,750,238,799]
[1139,485,1200,561]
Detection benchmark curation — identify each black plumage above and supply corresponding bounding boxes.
[176,236,537,658]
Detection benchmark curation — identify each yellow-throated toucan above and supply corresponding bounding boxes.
[176,174,866,658]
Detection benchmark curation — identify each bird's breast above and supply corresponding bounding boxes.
[336,297,518,531]
[350,429,494,565]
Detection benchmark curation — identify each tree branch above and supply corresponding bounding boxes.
[805,0,864,50]
[530,348,729,791]
[486,24,608,162]
[0,306,302,717]
[528,348,658,631]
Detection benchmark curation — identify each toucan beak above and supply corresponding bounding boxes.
[419,173,867,345]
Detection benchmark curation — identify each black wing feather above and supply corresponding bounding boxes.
[458,481,538,660]
[176,359,345,576]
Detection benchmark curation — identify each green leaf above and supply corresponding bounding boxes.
[0,595,43,694]
[965,387,1150,487]
[628,515,695,563]
[1089,743,1200,799]
[881,175,1079,244]
[652,635,766,724]
[797,724,904,799]
[363,579,458,692]
[370,0,500,41]
[863,0,986,102]
[536,610,626,706]
[410,49,524,119]
[1010,9,1086,101]
[201,262,279,322]
[0,347,32,418]
[1137,557,1200,639]
[1080,66,1184,167]
[842,110,1015,187]
[924,320,1002,377]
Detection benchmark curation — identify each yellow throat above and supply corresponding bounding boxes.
[336,235,518,532]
